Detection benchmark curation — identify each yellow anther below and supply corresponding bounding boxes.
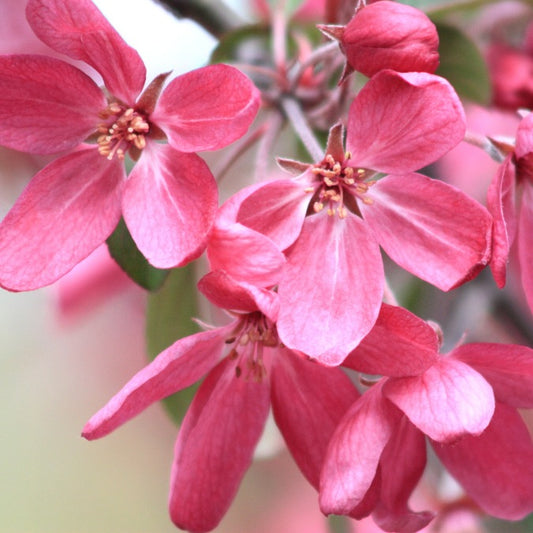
[314,201,324,213]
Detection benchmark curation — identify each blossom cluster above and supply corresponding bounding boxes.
[2,0,533,532]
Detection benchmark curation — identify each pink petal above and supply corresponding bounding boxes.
[518,181,533,314]
[0,147,124,291]
[342,1,439,78]
[26,0,146,103]
[207,222,285,287]
[372,417,434,532]
[346,70,465,174]
[320,383,401,515]
[122,144,217,269]
[361,173,492,291]
[0,54,105,153]
[152,64,260,152]
[277,210,384,366]
[82,325,232,440]
[169,357,270,532]
[344,303,439,377]
[198,270,280,322]
[207,183,286,287]
[515,112,533,160]
[270,348,360,488]
[487,156,517,288]
[236,178,312,250]
[433,403,533,520]
[383,358,495,442]
[452,342,533,407]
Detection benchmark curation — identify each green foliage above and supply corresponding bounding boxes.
[436,23,492,104]
[106,218,169,291]
[145,264,200,425]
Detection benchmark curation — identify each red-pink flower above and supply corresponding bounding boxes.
[320,318,533,531]
[320,1,439,80]
[488,112,533,310]
[82,270,359,532]
[231,70,492,365]
[0,0,260,291]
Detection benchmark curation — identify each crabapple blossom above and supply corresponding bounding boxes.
[0,0,259,291]
[320,318,533,531]
[232,69,492,365]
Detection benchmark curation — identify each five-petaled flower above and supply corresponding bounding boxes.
[0,0,260,291]
[227,69,493,365]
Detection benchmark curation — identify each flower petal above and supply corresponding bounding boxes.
[320,383,401,515]
[277,210,384,366]
[82,325,231,440]
[361,173,492,291]
[487,156,517,288]
[0,147,123,291]
[198,270,280,322]
[26,0,146,103]
[347,70,465,174]
[0,54,105,153]
[122,144,217,269]
[270,348,359,488]
[518,181,533,314]
[236,178,311,251]
[169,357,270,532]
[372,417,434,533]
[383,358,495,442]
[451,342,533,407]
[433,403,533,520]
[344,303,439,377]
[153,64,260,152]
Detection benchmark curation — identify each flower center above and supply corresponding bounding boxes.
[97,103,150,160]
[226,312,279,382]
[310,152,374,217]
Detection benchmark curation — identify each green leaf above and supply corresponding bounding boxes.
[145,264,200,425]
[106,218,169,291]
[399,0,501,16]
[210,24,270,65]
[435,23,491,105]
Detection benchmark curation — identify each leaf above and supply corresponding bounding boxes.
[146,264,200,425]
[435,23,491,105]
[210,24,270,65]
[106,218,169,291]
[399,0,501,15]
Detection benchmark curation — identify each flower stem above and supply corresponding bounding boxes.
[153,0,241,38]
[463,130,506,163]
[281,97,324,161]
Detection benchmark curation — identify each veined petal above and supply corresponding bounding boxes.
[433,403,533,520]
[270,348,359,488]
[0,54,105,153]
[198,270,280,322]
[26,0,146,103]
[236,178,312,251]
[383,358,495,442]
[487,157,517,288]
[0,147,123,291]
[518,182,533,314]
[153,64,260,152]
[372,417,434,533]
[320,383,401,515]
[277,210,384,366]
[83,325,231,440]
[207,222,285,287]
[361,173,492,291]
[169,357,270,532]
[344,303,439,377]
[347,70,465,174]
[123,144,217,269]
[452,343,533,408]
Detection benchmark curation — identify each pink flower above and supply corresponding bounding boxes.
[320,317,533,531]
[488,112,533,309]
[231,70,492,365]
[0,0,260,291]
[319,1,439,80]
[82,270,359,532]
